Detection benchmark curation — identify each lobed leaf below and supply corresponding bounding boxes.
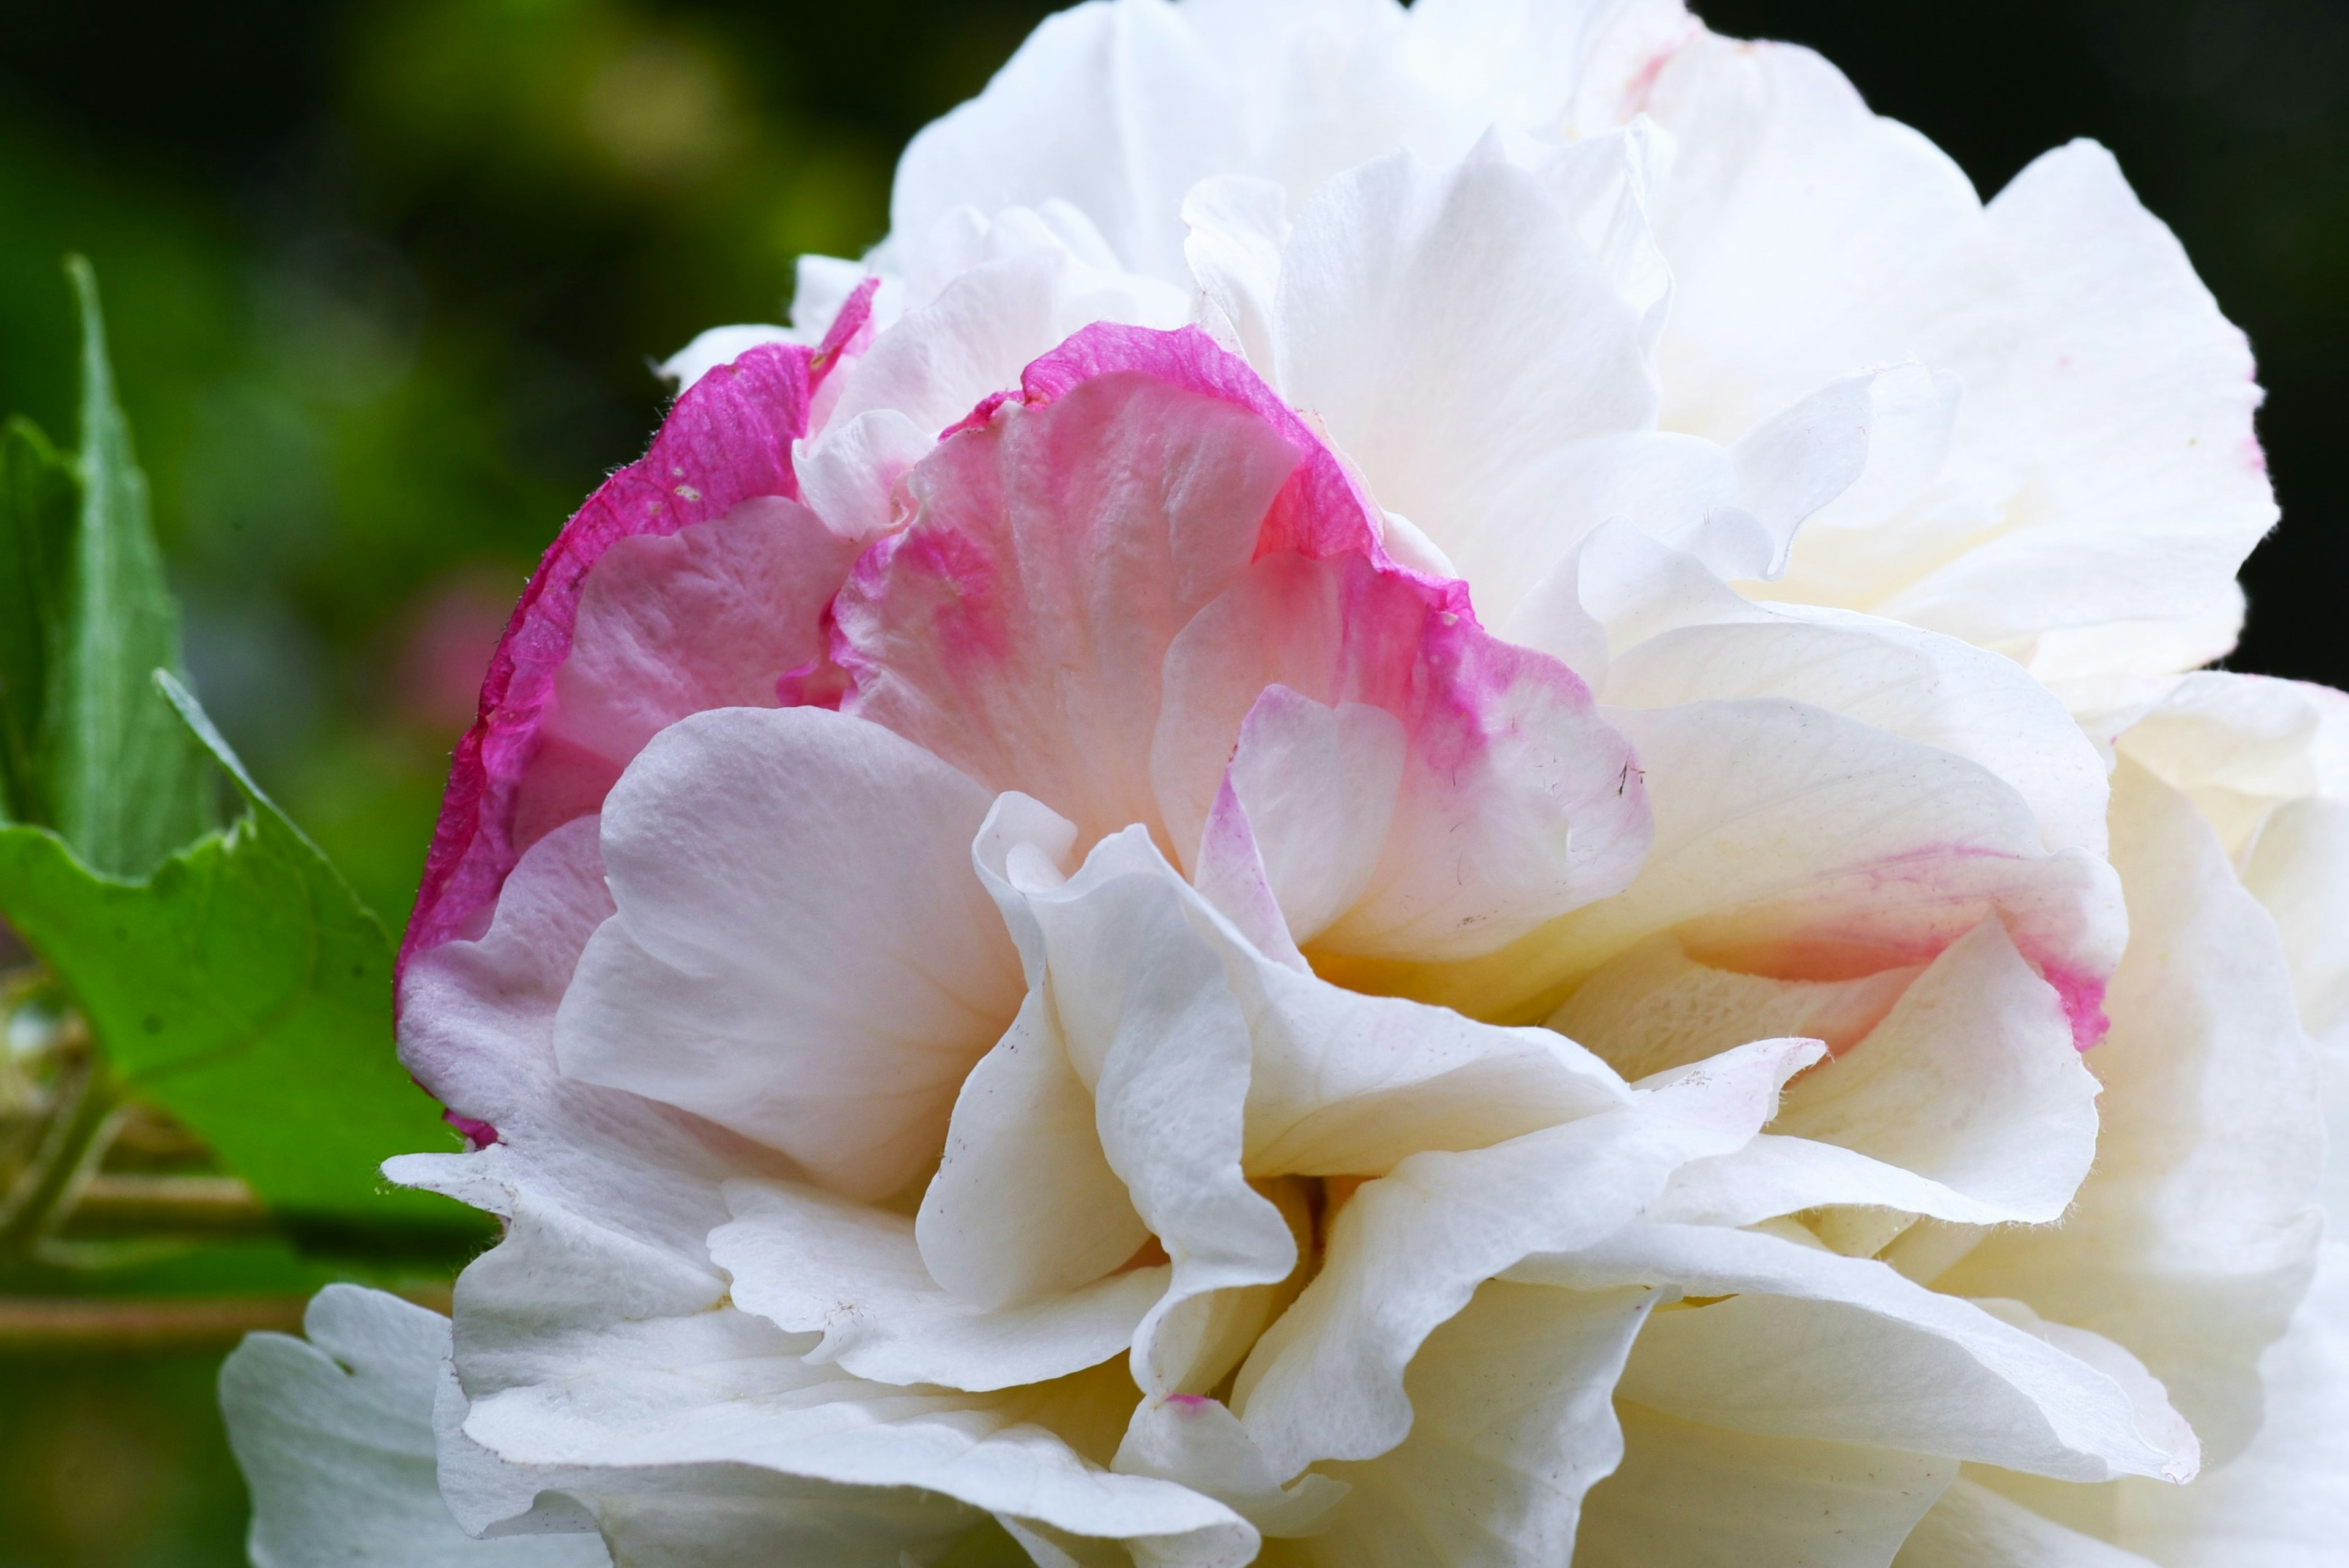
[0,415,75,824]
[45,257,213,876]
[0,674,467,1227]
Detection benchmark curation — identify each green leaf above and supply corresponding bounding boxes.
[0,415,76,824]
[46,256,213,876]
[0,672,468,1228]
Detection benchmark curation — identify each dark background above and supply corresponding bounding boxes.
[0,0,2340,1561]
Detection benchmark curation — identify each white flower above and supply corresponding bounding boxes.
[222,2,2340,1564]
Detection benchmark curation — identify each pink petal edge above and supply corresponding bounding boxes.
[401,289,879,987]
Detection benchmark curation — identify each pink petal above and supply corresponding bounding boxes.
[838,322,1648,954]
[404,341,847,981]
[833,324,1379,851]
[1159,550,1652,961]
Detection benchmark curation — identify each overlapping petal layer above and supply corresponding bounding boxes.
[218,2,2344,1564]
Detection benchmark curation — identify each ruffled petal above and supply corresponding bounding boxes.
[1387,697,2125,1031]
[1602,599,2110,859]
[835,326,1349,849]
[2111,1246,2349,1565]
[406,342,826,976]
[552,708,1023,1200]
[1231,1037,1821,1479]
[1896,1479,2156,1567]
[1155,551,1650,960]
[1934,760,2324,1462]
[1297,1280,1663,1566]
[711,1177,1167,1391]
[1882,143,2273,696]
[1512,1225,2199,1483]
[540,498,866,779]
[1577,1403,1951,1568]
[891,0,1247,284]
[1271,144,1655,565]
[220,1286,612,1567]
[1767,918,2099,1221]
[450,1203,1250,1556]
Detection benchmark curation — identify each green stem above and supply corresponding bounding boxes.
[0,1042,117,1255]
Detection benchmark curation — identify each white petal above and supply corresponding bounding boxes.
[2118,672,2349,1039]
[792,254,881,338]
[1402,0,1693,140]
[794,409,931,541]
[220,1286,610,1567]
[1182,174,1289,371]
[1301,1280,1662,1566]
[1790,361,1966,538]
[1767,918,2101,1225]
[1239,953,1633,1178]
[1512,119,1675,352]
[434,1366,978,1568]
[1512,1225,2198,1483]
[1272,144,1655,563]
[1714,370,1891,581]
[1897,1479,2157,1567]
[1577,1402,1952,1568]
[1205,685,1404,947]
[2111,1246,2349,1566]
[1553,931,1922,1081]
[826,250,1085,437]
[403,820,1236,1559]
[451,1181,1249,1556]
[1466,434,1750,630]
[1232,1037,1821,1478]
[892,1,1246,284]
[1466,361,1955,620]
[395,818,760,1265]
[946,803,1299,1396]
[1935,759,2324,1462]
[1154,548,1651,962]
[1022,833,1296,1397]
[1604,604,2112,857]
[1115,1395,1348,1537]
[1159,762,1644,1177]
[2244,796,2349,1046]
[918,988,1152,1311]
[712,1176,1167,1391]
[1190,768,1315,972]
[1647,36,1986,446]
[554,708,1023,1200]
[1882,142,2273,685]
[1417,697,2124,1027]
[1501,516,1757,685]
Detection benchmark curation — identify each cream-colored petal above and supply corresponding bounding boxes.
[1512,1225,2197,1484]
[1896,1479,2156,1567]
[1935,760,2323,1462]
[1576,1402,1951,1568]
[1234,1038,1820,1479]
[1303,1280,1663,1566]
[713,1178,1167,1392]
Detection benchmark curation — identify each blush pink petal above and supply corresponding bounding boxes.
[832,324,1380,851]
[403,338,855,988]
[835,322,1649,942]
[538,497,867,808]
[1157,551,1651,960]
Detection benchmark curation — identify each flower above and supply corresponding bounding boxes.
[223,2,2345,1565]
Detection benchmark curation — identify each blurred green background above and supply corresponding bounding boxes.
[0,0,2341,1561]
